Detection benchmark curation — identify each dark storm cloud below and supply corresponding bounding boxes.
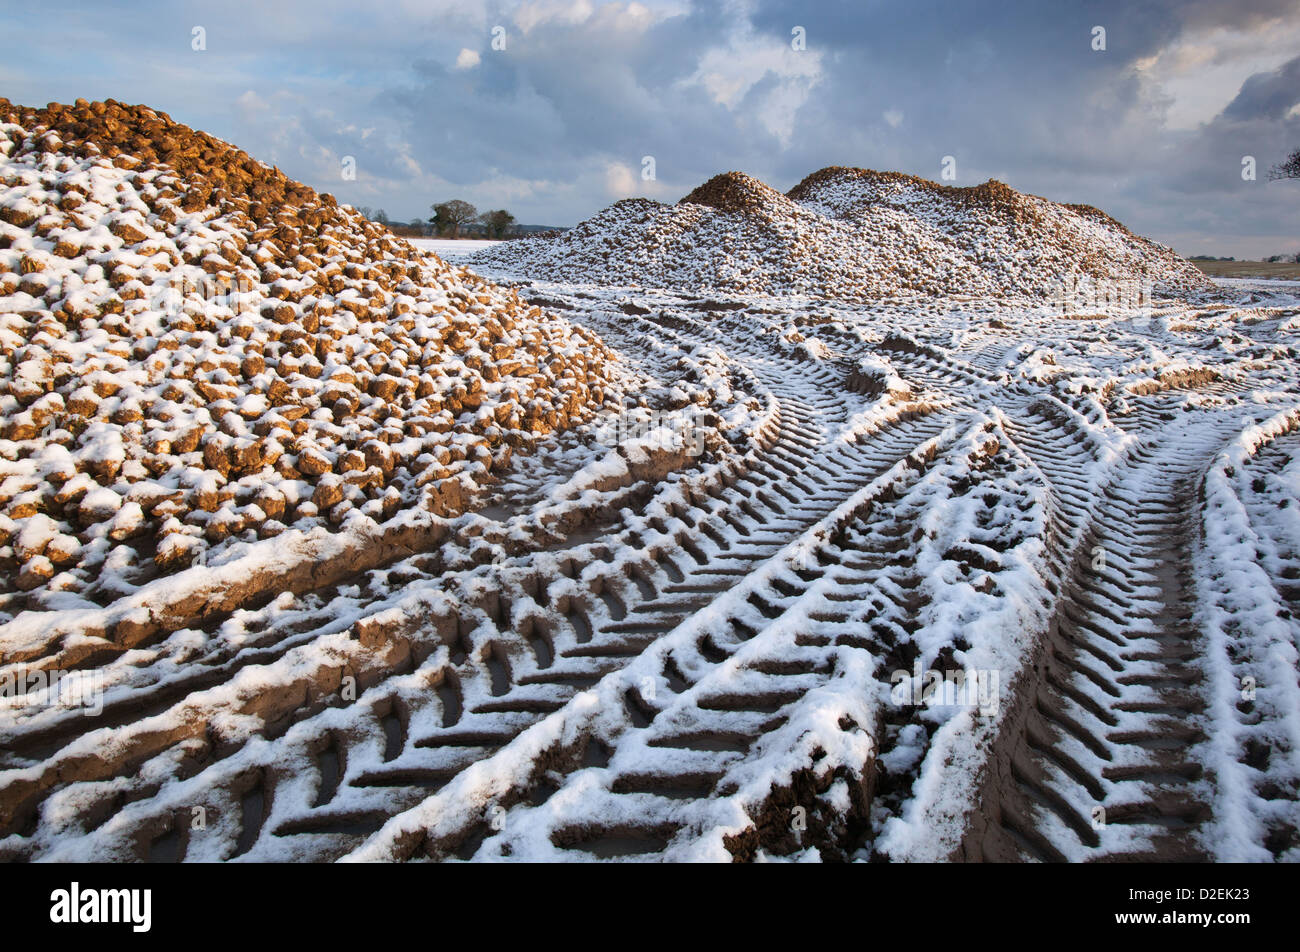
[741,0,1300,253]
[1223,54,1300,119]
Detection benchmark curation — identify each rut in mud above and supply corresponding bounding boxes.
[3,276,1299,863]
[963,418,1242,861]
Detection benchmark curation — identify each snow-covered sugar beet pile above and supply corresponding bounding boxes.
[472,168,1214,303]
[0,98,616,614]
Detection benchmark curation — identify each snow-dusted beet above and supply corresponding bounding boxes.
[0,98,617,602]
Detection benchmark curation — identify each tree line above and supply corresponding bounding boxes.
[430,200,515,239]
[353,202,517,239]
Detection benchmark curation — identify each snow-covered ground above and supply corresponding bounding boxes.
[6,266,1299,863]
[1213,276,1300,290]
[408,238,501,260]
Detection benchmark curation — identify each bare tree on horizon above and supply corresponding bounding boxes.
[1269,147,1300,181]
[430,200,478,237]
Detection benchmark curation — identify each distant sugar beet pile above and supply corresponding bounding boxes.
[0,98,615,602]
[474,167,1214,303]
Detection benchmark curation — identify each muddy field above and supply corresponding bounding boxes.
[1192,260,1300,280]
[5,271,1299,862]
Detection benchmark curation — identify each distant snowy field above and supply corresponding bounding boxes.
[408,238,501,260]
[1213,276,1300,290]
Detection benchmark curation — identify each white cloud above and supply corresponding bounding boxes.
[455,47,482,69]
[883,109,904,128]
[235,90,270,118]
[683,27,824,147]
[1134,17,1300,129]
[604,160,640,198]
[514,0,597,35]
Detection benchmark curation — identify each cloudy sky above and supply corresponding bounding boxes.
[4,0,1298,257]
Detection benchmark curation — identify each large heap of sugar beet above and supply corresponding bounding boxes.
[474,167,1213,302]
[0,98,615,602]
